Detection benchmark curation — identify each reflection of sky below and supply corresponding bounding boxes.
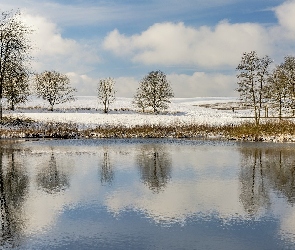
[4,139,295,249]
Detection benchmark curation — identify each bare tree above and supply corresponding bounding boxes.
[3,67,30,110]
[236,51,272,125]
[257,55,272,114]
[35,70,76,111]
[134,70,174,113]
[0,10,32,120]
[97,77,115,113]
[267,65,289,118]
[280,56,295,114]
[133,88,148,112]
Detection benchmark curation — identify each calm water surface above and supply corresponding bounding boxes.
[0,138,295,249]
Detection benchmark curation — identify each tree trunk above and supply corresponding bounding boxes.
[279,100,282,120]
[0,97,2,123]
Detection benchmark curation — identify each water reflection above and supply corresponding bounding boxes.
[36,151,70,194]
[239,145,295,215]
[136,144,172,193]
[263,149,295,204]
[99,150,114,185]
[0,146,28,248]
[239,148,271,216]
[0,139,294,249]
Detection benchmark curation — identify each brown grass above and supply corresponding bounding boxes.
[1,116,295,141]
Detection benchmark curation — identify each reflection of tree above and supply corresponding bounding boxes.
[263,149,295,204]
[0,147,29,248]
[137,145,172,193]
[36,152,70,194]
[239,145,295,216]
[239,148,270,217]
[99,151,114,185]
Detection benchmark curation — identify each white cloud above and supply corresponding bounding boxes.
[20,12,100,73]
[0,0,240,28]
[103,21,271,69]
[115,77,139,97]
[67,71,237,98]
[168,72,237,97]
[274,0,295,40]
[66,72,98,96]
[66,73,138,97]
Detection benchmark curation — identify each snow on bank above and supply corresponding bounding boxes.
[7,96,252,128]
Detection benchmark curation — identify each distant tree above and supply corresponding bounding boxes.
[267,65,289,119]
[4,67,30,111]
[236,51,272,125]
[0,10,33,120]
[257,55,273,112]
[133,88,148,112]
[97,77,115,113]
[280,56,295,113]
[134,70,174,113]
[35,71,76,111]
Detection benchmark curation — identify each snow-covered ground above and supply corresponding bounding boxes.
[7,96,253,128]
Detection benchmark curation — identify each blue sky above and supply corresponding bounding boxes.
[1,0,294,97]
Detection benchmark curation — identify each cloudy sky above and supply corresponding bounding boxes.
[1,0,295,97]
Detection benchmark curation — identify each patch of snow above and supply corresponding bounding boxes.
[7,96,253,129]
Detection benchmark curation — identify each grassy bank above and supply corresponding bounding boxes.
[1,116,295,142]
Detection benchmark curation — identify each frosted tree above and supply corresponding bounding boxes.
[236,51,272,125]
[35,71,76,111]
[280,56,295,114]
[0,10,33,120]
[257,55,272,110]
[267,65,289,119]
[4,68,30,111]
[134,70,174,113]
[97,77,116,113]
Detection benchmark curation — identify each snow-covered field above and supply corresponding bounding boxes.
[7,96,253,128]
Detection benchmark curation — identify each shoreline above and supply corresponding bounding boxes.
[1,117,295,143]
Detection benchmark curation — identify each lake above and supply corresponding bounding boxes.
[0,138,295,250]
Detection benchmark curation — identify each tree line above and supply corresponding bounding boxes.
[237,51,295,125]
[0,11,174,120]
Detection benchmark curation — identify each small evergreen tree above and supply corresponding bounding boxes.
[134,70,174,113]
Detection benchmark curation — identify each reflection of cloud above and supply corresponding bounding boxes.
[279,208,295,243]
[106,179,247,224]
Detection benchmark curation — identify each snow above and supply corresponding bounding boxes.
[7,96,253,128]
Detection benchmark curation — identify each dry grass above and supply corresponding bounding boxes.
[1,116,295,141]
[224,120,295,141]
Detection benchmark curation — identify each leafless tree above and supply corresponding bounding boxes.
[236,51,272,125]
[133,89,148,112]
[97,77,115,113]
[280,56,295,114]
[3,66,30,111]
[267,65,289,118]
[257,55,273,114]
[134,70,174,113]
[0,10,33,120]
[35,70,76,111]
